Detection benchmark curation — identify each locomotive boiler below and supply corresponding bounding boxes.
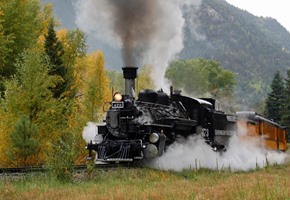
[86,67,237,162]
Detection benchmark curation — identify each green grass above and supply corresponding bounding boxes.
[1,162,290,200]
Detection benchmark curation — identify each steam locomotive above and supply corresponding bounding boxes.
[86,67,237,162]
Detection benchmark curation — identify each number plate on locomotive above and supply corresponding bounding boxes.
[112,101,124,109]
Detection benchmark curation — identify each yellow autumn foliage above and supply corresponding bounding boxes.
[57,29,68,47]
[137,65,155,93]
[80,51,111,122]
[0,111,13,166]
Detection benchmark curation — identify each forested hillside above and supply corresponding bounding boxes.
[42,0,290,109]
[181,0,290,108]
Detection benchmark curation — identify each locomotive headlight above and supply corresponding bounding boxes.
[143,144,158,158]
[113,92,122,102]
[149,132,159,143]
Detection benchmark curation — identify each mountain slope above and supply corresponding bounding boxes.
[181,0,290,108]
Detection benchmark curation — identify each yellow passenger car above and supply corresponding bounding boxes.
[236,111,287,151]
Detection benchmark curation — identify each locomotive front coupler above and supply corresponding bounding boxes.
[86,141,98,160]
[211,144,226,152]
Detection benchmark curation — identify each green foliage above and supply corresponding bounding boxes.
[44,20,67,98]
[45,132,75,182]
[4,49,60,120]
[166,58,236,111]
[207,62,236,98]
[281,70,290,139]
[0,0,42,78]
[62,29,87,63]
[1,48,68,166]
[265,71,285,123]
[60,29,87,100]
[106,70,124,94]
[9,115,39,167]
[0,12,13,76]
[45,20,64,70]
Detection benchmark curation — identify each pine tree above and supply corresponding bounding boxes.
[265,71,285,123]
[57,28,87,100]
[9,115,39,167]
[44,20,67,98]
[281,70,290,139]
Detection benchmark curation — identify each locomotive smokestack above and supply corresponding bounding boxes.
[122,66,138,98]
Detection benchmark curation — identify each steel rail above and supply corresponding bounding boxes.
[0,163,139,175]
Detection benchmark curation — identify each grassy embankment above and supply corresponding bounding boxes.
[1,148,290,200]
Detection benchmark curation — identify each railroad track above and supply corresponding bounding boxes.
[0,166,45,174]
[0,162,138,175]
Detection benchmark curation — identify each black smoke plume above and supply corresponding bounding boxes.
[106,0,159,66]
[76,0,201,88]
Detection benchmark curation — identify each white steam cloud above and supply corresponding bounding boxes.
[149,130,288,171]
[82,122,99,143]
[75,0,202,90]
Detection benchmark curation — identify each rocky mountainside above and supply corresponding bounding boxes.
[181,0,290,107]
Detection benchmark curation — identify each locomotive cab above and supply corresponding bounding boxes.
[170,93,236,151]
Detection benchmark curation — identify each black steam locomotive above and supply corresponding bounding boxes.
[86,67,237,162]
